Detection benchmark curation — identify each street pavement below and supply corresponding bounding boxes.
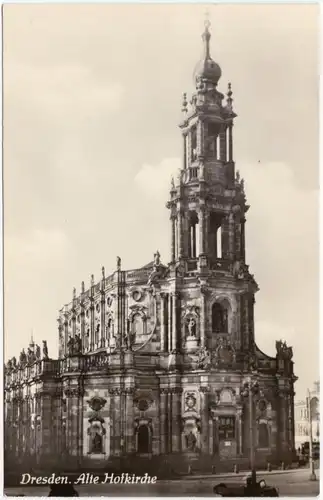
[5,467,320,497]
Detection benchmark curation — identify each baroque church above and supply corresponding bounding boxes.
[5,22,297,472]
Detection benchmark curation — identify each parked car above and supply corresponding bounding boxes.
[213,478,279,497]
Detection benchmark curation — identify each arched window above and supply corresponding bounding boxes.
[258,423,269,448]
[137,424,150,454]
[212,303,228,333]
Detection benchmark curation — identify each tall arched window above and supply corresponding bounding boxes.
[258,423,269,448]
[212,303,228,333]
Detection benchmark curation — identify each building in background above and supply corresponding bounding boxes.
[294,381,320,450]
[4,22,297,474]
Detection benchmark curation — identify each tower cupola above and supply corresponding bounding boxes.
[193,20,222,88]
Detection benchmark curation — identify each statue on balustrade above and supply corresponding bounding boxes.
[42,340,49,359]
[27,347,36,364]
[35,344,41,360]
[74,334,82,354]
[67,336,74,356]
[19,349,27,367]
[276,339,293,360]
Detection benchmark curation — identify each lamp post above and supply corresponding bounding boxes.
[241,377,259,484]
[307,389,317,481]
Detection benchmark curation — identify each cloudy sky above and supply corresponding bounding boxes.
[3,3,319,399]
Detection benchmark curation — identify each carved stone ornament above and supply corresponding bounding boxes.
[184,391,198,412]
[212,336,235,367]
[87,395,107,412]
[132,289,143,302]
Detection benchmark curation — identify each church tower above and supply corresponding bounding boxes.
[167,20,258,356]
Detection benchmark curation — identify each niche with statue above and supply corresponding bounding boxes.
[182,305,200,350]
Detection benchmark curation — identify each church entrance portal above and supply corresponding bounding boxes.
[137,424,150,454]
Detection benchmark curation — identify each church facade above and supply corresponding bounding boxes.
[5,23,297,472]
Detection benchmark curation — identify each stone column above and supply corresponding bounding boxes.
[220,125,227,162]
[200,388,209,454]
[183,134,187,170]
[112,388,122,456]
[178,209,184,259]
[168,390,173,453]
[108,389,115,455]
[40,391,54,459]
[234,216,242,261]
[171,388,182,452]
[100,288,106,349]
[197,120,203,158]
[168,294,172,351]
[160,293,166,352]
[228,124,233,162]
[199,205,206,256]
[160,389,168,454]
[236,408,243,455]
[241,218,246,262]
[90,301,95,351]
[200,288,207,347]
[209,418,213,455]
[172,293,177,351]
[171,216,176,262]
[228,213,235,260]
[125,388,135,454]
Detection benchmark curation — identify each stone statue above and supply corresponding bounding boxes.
[116,256,121,271]
[42,340,49,360]
[276,339,293,360]
[7,359,12,371]
[67,336,74,356]
[187,318,196,337]
[35,344,41,360]
[19,349,27,366]
[185,431,197,451]
[92,432,103,454]
[154,250,161,267]
[27,347,36,364]
[198,347,211,370]
[12,356,17,369]
[74,334,82,353]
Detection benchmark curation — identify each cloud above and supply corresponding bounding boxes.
[6,228,71,265]
[5,63,124,120]
[134,157,181,198]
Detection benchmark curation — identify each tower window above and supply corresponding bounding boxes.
[188,211,199,259]
[216,226,222,258]
[212,303,228,333]
[191,127,197,161]
[207,122,218,158]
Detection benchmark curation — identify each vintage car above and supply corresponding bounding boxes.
[213,478,279,497]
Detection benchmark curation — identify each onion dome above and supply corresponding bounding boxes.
[193,20,222,86]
